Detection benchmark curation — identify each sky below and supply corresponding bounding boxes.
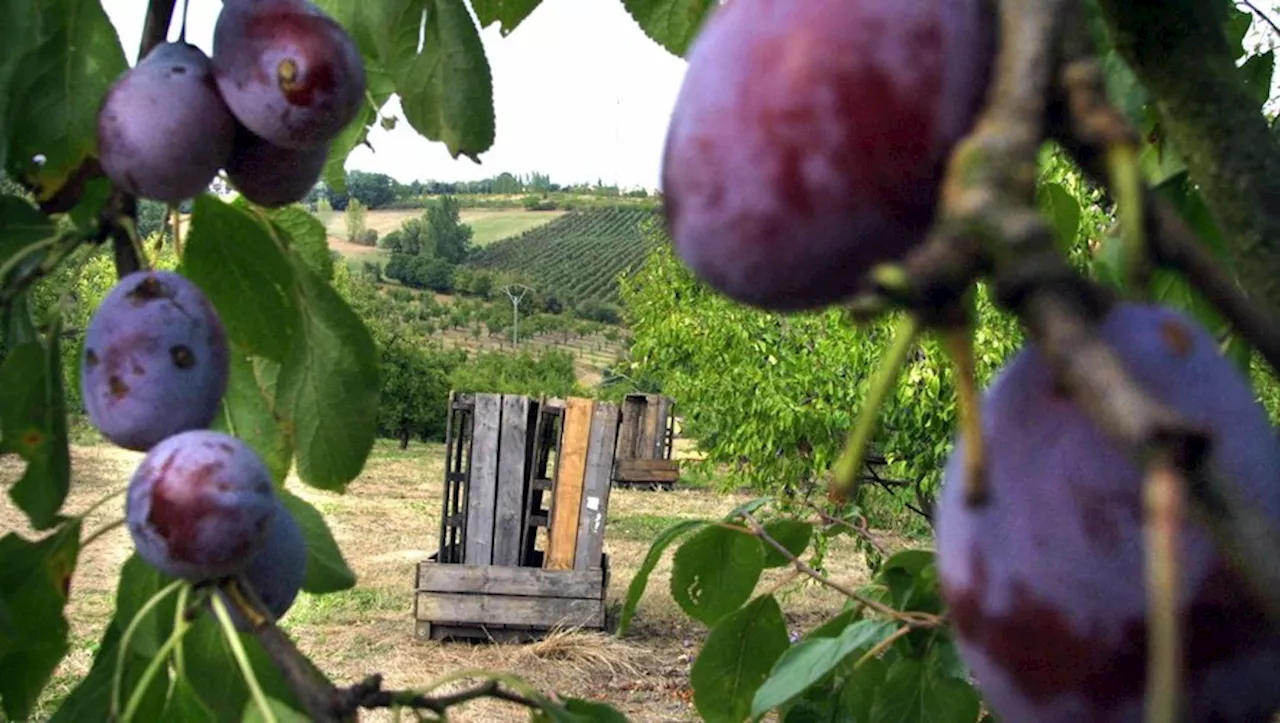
[100,0,692,191]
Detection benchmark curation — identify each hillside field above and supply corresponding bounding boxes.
[317,207,565,247]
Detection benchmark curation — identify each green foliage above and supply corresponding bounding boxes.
[450,349,582,399]
[345,197,368,243]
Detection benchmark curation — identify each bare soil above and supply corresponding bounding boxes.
[1,441,886,722]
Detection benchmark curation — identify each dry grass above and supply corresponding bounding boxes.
[2,439,890,722]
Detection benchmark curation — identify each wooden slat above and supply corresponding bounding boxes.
[617,395,644,460]
[464,393,502,565]
[416,562,604,598]
[544,397,594,570]
[615,459,681,471]
[651,397,671,459]
[492,395,531,566]
[576,402,620,571]
[414,592,604,628]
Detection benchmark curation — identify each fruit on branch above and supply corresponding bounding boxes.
[212,0,366,150]
[218,499,307,631]
[96,42,236,203]
[936,302,1280,722]
[660,0,995,311]
[126,430,279,582]
[225,125,329,207]
[81,270,230,452]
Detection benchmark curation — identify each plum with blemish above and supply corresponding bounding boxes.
[126,430,278,582]
[660,0,995,311]
[217,499,308,631]
[96,42,236,203]
[81,270,229,452]
[936,302,1280,722]
[212,0,366,150]
[225,124,329,207]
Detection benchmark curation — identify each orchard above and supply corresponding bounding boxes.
[3,0,1280,722]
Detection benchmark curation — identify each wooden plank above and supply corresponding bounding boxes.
[493,395,531,566]
[436,390,457,559]
[544,397,594,570]
[576,402,620,571]
[615,469,681,483]
[414,592,604,628]
[416,562,604,598]
[615,459,681,471]
[617,395,644,460]
[464,393,502,565]
[427,625,544,643]
[652,397,671,459]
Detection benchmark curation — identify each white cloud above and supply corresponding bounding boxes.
[100,0,689,191]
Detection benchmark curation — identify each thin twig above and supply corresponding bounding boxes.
[736,515,941,628]
[1240,0,1280,46]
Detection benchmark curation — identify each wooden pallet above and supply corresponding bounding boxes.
[612,394,679,488]
[414,555,612,642]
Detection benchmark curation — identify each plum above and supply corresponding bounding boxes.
[225,124,329,207]
[96,41,236,203]
[212,0,366,150]
[660,0,995,311]
[126,430,278,582]
[81,270,230,452]
[936,302,1280,722]
[217,498,308,631]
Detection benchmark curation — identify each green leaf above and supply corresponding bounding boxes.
[1035,181,1081,253]
[4,0,128,202]
[617,518,706,636]
[1100,50,1147,127]
[213,349,294,485]
[690,594,790,723]
[260,205,335,283]
[183,195,300,362]
[280,489,357,593]
[1225,4,1254,56]
[243,696,312,722]
[1241,51,1275,108]
[276,258,380,490]
[866,657,982,723]
[377,0,495,161]
[760,519,811,568]
[471,0,543,35]
[621,0,717,57]
[113,554,178,658]
[875,549,942,614]
[49,622,170,723]
[0,521,80,720]
[834,655,887,722]
[0,325,71,530]
[671,524,765,626]
[0,0,38,173]
[0,194,55,264]
[534,698,632,722]
[161,677,219,722]
[322,61,395,195]
[180,615,299,721]
[751,619,898,717]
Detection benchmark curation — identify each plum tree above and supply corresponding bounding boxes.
[219,499,308,631]
[225,125,329,207]
[935,302,1280,722]
[212,0,366,150]
[660,0,995,311]
[126,430,279,582]
[81,270,230,451]
[96,41,236,203]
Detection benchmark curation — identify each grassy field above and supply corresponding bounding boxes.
[4,440,889,722]
[317,208,565,248]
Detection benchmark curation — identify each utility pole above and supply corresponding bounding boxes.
[499,283,535,345]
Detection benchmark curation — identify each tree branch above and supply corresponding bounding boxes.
[1094,0,1280,322]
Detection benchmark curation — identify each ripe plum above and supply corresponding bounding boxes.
[126,430,278,582]
[218,498,307,631]
[225,125,329,207]
[936,302,1280,722]
[660,0,995,311]
[212,0,366,150]
[81,270,229,451]
[96,42,236,203]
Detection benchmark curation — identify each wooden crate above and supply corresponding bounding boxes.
[414,555,612,642]
[613,393,679,489]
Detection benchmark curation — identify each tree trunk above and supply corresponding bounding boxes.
[399,423,410,450]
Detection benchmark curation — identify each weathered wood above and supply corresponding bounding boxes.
[642,394,663,460]
[417,562,604,598]
[437,391,457,561]
[616,395,645,460]
[464,393,502,564]
[414,592,604,629]
[576,402,620,571]
[520,399,562,567]
[544,397,594,570]
[614,458,681,483]
[615,459,682,471]
[493,395,531,566]
[424,624,546,643]
[652,397,671,459]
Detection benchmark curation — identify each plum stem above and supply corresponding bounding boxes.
[1108,142,1150,297]
[1143,462,1185,723]
[211,594,279,723]
[121,595,194,723]
[80,517,125,550]
[828,313,921,501]
[939,321,987,507]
